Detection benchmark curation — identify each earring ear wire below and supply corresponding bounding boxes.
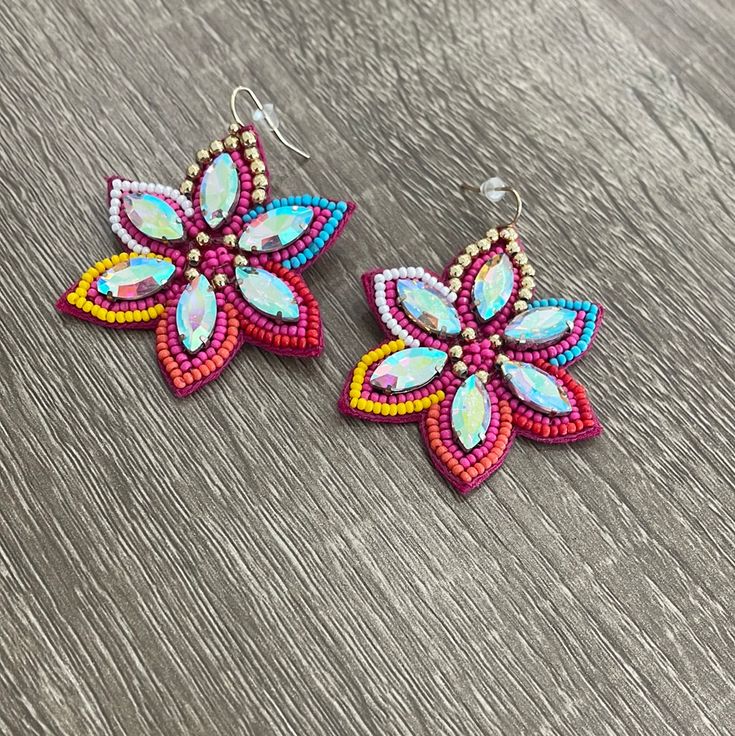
[460,176,523,228]
[230,86,311,161]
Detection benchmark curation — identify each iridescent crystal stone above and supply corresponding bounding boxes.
[500,360,572,415]
[238,205,313,253]
[97,257,175,300]
[235,266,299,322]
[370,347,447,394]
[176,274,217,353]
[396,279,461,336]
[200,153,240,230]
[472,253,514,322]
[452,375,492,452]
[504,306,577,348]
[123,193,184,242]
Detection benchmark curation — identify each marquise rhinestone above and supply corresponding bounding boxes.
[451,375,492,452]
[97,257,175,300]
[472,253,514,322]
[503,306,577,348]
[396,279,461,336]
[500,360,572,415]
[176,274,217,354]
[199,152,240,229]
[235,266,299,322]
[238,205,313,253]
[370,347,447,394]
[123,193,184,242]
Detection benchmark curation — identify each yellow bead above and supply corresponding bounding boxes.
[381,404,390,416]
[115,311,124,324]
[436,390,445,401]
[357,398,367,411]
[141,310,150,322]
[422,397,431,410]
[96,308,107,321]
[111,254,120,265]
[373,403,383,415]
[102,258,113,268]
[125,311,134,322]
[350,398,358,409]
[82,300,93,313]
[364,400,373,413]
[133,310,142,322]
[91,305,100,317]
[405,401,414,413]
[106,311,116,324]
[149,306,160,319]
[389,405,398,416]
[357,361,368,372]
[349,389,360,400]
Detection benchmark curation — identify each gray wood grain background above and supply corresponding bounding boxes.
[1,0,734,733]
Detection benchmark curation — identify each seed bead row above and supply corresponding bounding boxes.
[66,252,170,324]
[349,340,446,415]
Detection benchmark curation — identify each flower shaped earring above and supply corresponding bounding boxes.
[57,87,355,397]
[339,177,603,495]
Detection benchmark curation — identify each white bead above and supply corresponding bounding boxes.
[447,292,458,303]
[390,268,400,279]
[184,208,194,218]
[109,215,120,224]
[382,269,393,280]
[111,223,121,234]
[406,267,416,278]
[390,324,402,335]
[428,276,438,287]
[110,188,122,199]
[374,274,385,284]
[398,267,407,278]
[109,205,119,215]
[112,179,122,189]
[121,180,131,191]
[381,312,391,323]
[155,184,164,195]
[145,182,155,193]
[374,283,386,294]
[141,246,150,255]
[163,186,172,197]
[121,232,131,244]
[414,267,424,277]
[378,304,390,315]
[386,318,397,329]
[480,176,506,203]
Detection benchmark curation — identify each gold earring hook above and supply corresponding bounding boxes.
[460,178,523,228]
[230,86,311,161]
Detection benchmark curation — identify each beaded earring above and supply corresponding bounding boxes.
[338,177,603,495]
[57,87,355,398]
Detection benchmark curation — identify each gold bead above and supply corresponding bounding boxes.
[448,345,463,360]
[477,238,492,252]
[186,163,200,179]
[500,227,517,241]
[253,174,268,189]
[457,253,471,268]
[244,146,260,162]
[180,180,193,195]
[514,252,528,267]
[448,278,461,292]
[521,276,535,289]
[487,228,499,242]
[209,140,224,155]
[514,300,528,313]
[233,254,247,267]
[212,273,228,289]
[475,370,489,384]
[452,361,468,377]
[187,248,201,264]
[252,188,266,204]
[196,149,211,164]
[489,334,502,348]
[228,122,241,135]
[196,232,210,246]
[222,234,237,248]
[465,243,479,257]
[518,288,533,301]
[461,327,476,342]
[449,264,464,278]
[521,264,535,277]
[495,354,510,366]
[224,135,239,152]
[250,159,266,174]
[185,267,198,281]
[505,241,520,255]
[241,130,257,147]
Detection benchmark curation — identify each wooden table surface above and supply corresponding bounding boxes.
[1,0,734,733]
